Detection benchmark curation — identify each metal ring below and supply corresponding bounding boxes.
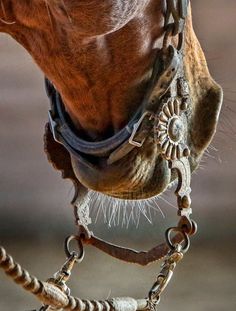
[165,227,190,253]
[64,235,85,263]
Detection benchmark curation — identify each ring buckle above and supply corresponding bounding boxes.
[165,227,190,253]
[64,235,85,263]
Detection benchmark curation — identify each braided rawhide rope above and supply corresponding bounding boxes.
[0,235,190,311]
[0,245,155,311]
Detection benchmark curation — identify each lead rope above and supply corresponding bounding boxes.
[0,245,147,311]
[0,1,195,310]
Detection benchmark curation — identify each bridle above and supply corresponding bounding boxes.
[0,1,199,310]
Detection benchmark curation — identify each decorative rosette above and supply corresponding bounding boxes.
[155,98,190,161]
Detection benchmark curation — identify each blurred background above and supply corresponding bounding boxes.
[0,1,235,310]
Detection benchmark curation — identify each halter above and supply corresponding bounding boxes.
[0,1,199,310]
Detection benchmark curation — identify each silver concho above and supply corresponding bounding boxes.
[155,97,190,161]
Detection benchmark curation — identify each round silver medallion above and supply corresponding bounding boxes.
[155,98,189,160]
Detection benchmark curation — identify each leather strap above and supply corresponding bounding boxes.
[83,233,184,266]
[46,78,143,158]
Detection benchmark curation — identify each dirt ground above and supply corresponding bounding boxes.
[0,1,236,310]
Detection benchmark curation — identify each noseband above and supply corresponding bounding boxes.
[0,1,201,311]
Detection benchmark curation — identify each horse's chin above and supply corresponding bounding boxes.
[70,150,170,200]
[69,138,201,200]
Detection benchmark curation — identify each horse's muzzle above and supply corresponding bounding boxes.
[70,142,172,200]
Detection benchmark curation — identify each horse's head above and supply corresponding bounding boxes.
[0,1,223,200]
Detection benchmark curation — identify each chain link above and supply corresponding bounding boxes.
[147,244,184,310]
[164,0,189,51]
[147,209,196,310]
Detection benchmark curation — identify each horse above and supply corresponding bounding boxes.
[0,2,225,310]
[0,1,223,201]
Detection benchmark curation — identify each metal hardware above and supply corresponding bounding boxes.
[164,0,189,51]
[147,243,185,309]
[128,112,152,147]
[166,0,189,35]
[165,227,190,252]
[64,235,84,263]
[48,110,61,144]
[45,252,78,299]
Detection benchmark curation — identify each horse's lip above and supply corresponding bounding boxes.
[70,152,172,200]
